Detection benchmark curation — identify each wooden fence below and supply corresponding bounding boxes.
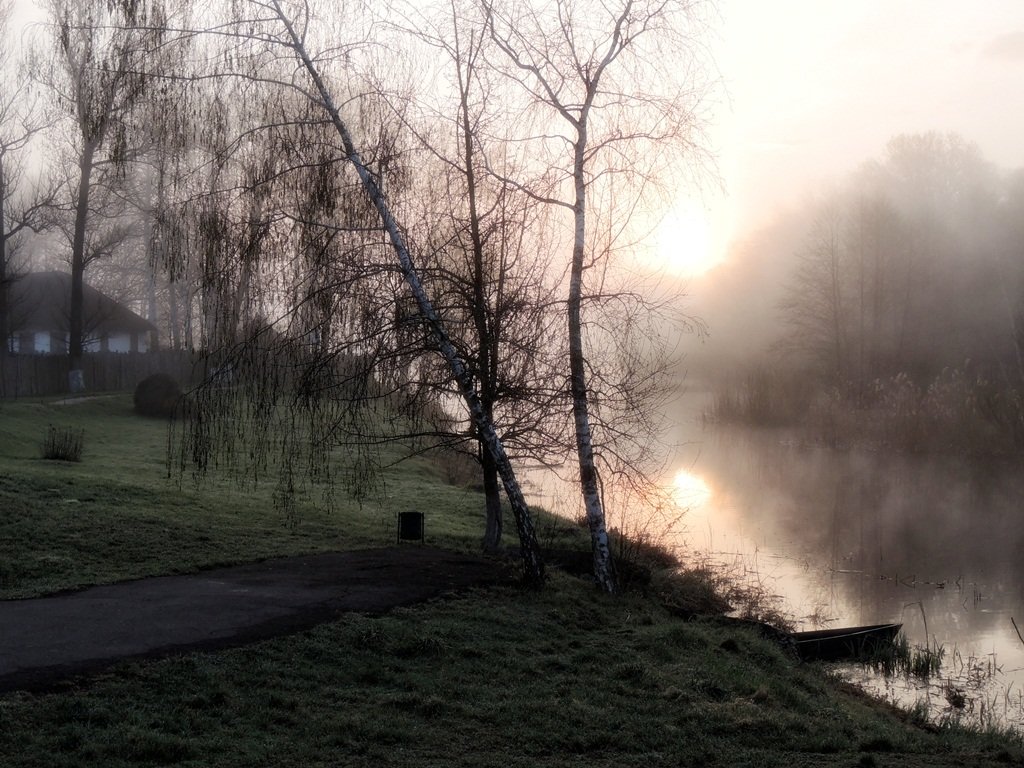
[0,350,201,399]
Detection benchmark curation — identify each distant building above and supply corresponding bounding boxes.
[6,271,156,355]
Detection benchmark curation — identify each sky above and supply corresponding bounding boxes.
[684,0,1024,274]
[10,0,1024,276]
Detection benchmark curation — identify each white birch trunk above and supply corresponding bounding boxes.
[269,2,545,586]
[568,124,617,594]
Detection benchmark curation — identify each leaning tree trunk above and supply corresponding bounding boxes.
[271,2,544,586]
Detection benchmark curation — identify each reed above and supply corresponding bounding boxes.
[708,364,1024,457]
[865,632,943,680]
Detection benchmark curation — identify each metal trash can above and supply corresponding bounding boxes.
[397,511,424,543]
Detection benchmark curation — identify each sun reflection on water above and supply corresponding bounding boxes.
[672,469,712,510]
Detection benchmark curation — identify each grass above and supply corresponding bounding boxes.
[0,395,491,597]
[866,634,944,680]
[1,393,1023,766]
[2,576,1021,767]
[39,425,85,462]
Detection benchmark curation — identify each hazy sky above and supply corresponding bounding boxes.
[9,0,1024,274]
[701,0,1024,270]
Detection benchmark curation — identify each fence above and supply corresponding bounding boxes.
[0,350,201,399]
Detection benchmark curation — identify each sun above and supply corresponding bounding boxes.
[652,200,718,277]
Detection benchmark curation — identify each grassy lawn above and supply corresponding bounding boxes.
[0,394,1022,766]
[0,395,493,597]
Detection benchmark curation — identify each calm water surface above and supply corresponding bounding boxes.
[664,389,1024,729]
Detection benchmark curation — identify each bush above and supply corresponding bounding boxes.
[133,373,183,418]
[41,425,85,462]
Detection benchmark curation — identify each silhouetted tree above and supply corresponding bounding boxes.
[779,196,850,381]
[391,0,569,553]
[35,0,170,391]
[0,1,56,365]
[481,0,713,592]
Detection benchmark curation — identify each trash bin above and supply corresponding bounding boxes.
[397,511,424,543]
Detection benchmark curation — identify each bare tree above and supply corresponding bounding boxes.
[480,0,712,592]
[778,197,850,382]
[384,0,570,553]
[34,0,170,391]
[779,134,1003,389]
[0,1,56,364]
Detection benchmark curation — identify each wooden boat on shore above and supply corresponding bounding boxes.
[791,623,902,662]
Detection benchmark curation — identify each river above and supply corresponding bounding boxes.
[532,387,1024,729]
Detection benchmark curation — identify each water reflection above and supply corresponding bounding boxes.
[672,469,712,509]
[524,390,1024,727]
[668,395,1024,729]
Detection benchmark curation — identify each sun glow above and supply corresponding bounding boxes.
[672,469,712,510]
[653,200,717,277]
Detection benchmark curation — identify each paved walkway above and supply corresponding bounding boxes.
[0,547,505,692]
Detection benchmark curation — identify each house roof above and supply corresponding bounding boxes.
[7,271,156,336]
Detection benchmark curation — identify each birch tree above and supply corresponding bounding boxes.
[480,0,712,592]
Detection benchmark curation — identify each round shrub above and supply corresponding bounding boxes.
[134,373,183,418]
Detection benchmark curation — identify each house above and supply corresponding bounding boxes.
[6,271,156,355]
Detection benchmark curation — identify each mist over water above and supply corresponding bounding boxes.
[668,387,1024,728]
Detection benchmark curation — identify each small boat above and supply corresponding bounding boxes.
[791,623,902,662]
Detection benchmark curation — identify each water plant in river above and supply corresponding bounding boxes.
[864,632,943,679]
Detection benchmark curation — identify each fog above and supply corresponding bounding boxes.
[708,1,1024,255]
[680,1,1024,377]
[3,0,1024,729]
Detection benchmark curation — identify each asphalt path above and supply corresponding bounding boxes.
[0,547,505,692]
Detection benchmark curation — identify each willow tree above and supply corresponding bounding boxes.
[161,0,546,585]
[480,0,713,592]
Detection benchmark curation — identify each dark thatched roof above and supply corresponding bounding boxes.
[7,271,156,336]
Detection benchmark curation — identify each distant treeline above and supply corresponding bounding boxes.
[709,133,1024,456]
[708,364,1024,456]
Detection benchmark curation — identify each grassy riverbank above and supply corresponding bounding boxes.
[5,575,1023,768]
[1,395,1022,766]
